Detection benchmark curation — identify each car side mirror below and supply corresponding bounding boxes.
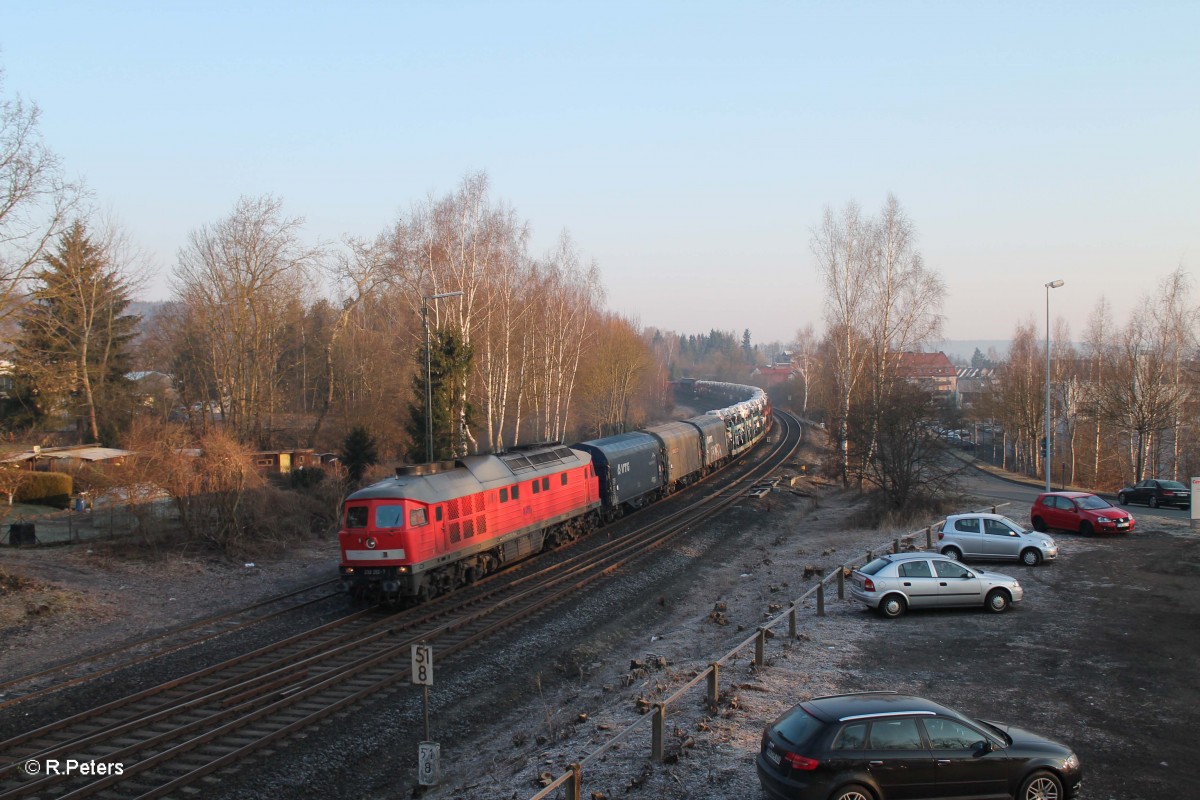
[974,740,993,754]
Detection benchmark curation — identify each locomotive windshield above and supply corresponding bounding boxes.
[375,504,405,529]
[346,505,369,529]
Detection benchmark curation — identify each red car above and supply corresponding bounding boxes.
[1031,491,1135,535]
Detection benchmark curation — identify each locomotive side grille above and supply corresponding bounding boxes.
[463,519,475,538]
[449,522,461,543]
[474,494,485,513]
[478,515,487,536]
[449,498,461,519]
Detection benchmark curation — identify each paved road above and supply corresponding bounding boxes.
[957,458,1197,531]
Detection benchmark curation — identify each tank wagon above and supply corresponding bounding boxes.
[338,381,770,603]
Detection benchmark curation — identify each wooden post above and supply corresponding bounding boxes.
[892,538,900,554]
[755,627,766,666]
[816,583,825,617]
[788,606,797,638]
[566,763,581,800]
[925,526,933,548]
[652,703,666,762]
[707,663,720,707]
[837,568,845,599]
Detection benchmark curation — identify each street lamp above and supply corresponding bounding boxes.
[1044,279,1064,491]
[423,290,464,463]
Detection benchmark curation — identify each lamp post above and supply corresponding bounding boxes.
[1044,279,1064,491]
[423,290,464,463]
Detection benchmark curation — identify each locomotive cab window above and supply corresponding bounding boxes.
[409,508,428,527]
[375,504,405,529]
[542,477,550,491]
[500,488,509,503]
[346,506,369,529]
[561,473,568,486]
[435,506,443,522]
[512,485,519,500]
[532,481,540,495]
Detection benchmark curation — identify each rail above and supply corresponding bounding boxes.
[530,502,1008,800]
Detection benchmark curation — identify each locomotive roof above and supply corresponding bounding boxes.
[348,445,591,504]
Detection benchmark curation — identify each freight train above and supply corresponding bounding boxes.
[338,381,769,604]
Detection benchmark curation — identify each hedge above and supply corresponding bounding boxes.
[14,471,74,508]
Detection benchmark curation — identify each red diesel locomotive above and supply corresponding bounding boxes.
[338,381,769,604]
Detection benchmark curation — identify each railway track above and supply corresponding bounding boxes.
[0,579,345,712]
[0,413,802,799]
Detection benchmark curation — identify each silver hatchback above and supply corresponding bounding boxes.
[850,552,1023,618]
[939,513,1058,566]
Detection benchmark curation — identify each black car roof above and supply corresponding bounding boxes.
[802,692,959,723]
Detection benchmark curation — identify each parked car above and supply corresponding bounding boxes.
[850,552,1022,618]
[1031,492,1134,535]
[1117,479,1191,509]
[939,513,1058,566]
[756,692,1082,800]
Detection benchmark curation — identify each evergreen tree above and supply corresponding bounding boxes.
[405,327,475,462]
[342,425,379,484]
[10,220,140,441]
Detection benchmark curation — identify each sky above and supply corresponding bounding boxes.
[3,2,1198,345]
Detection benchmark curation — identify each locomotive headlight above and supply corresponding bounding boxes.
[366,537,377,549]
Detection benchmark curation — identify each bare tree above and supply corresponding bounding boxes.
[172,195,321,446]
[1101,276,1193,481]
[861,194,945,471]
[812,202,872,485]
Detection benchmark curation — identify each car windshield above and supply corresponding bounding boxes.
[1160,481,1187,491]
[1075,495,1112,510]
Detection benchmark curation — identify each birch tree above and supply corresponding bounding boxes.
[812,202,872,485]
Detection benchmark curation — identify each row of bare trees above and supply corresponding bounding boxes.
[130,173,669,459]
[981,269,1199,488]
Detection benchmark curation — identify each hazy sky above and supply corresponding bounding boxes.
[3,2,1197,344]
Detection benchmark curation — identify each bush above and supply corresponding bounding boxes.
[288,467,326,490]
[15,471,73,508]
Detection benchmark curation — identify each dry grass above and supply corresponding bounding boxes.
[0,565,87,627]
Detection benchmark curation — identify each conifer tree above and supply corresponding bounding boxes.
[10,220,140,441]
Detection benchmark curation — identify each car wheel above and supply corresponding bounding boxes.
[1118,492,1127,505]
[985,589,1011,613]
[1031,517,1047,532]
[1150,496,1160,509]
[830,783,874,800]
[880,595,907,619]
[1021,548,1042,566]
[1019,769,1063,800]
[943,546,963,561]
[1079,521,1093,536]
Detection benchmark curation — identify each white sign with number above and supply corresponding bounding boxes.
[411,643,434,686]
[418,741,440,786]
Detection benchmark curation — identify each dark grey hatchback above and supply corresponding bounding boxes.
[757,692,1081,800]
